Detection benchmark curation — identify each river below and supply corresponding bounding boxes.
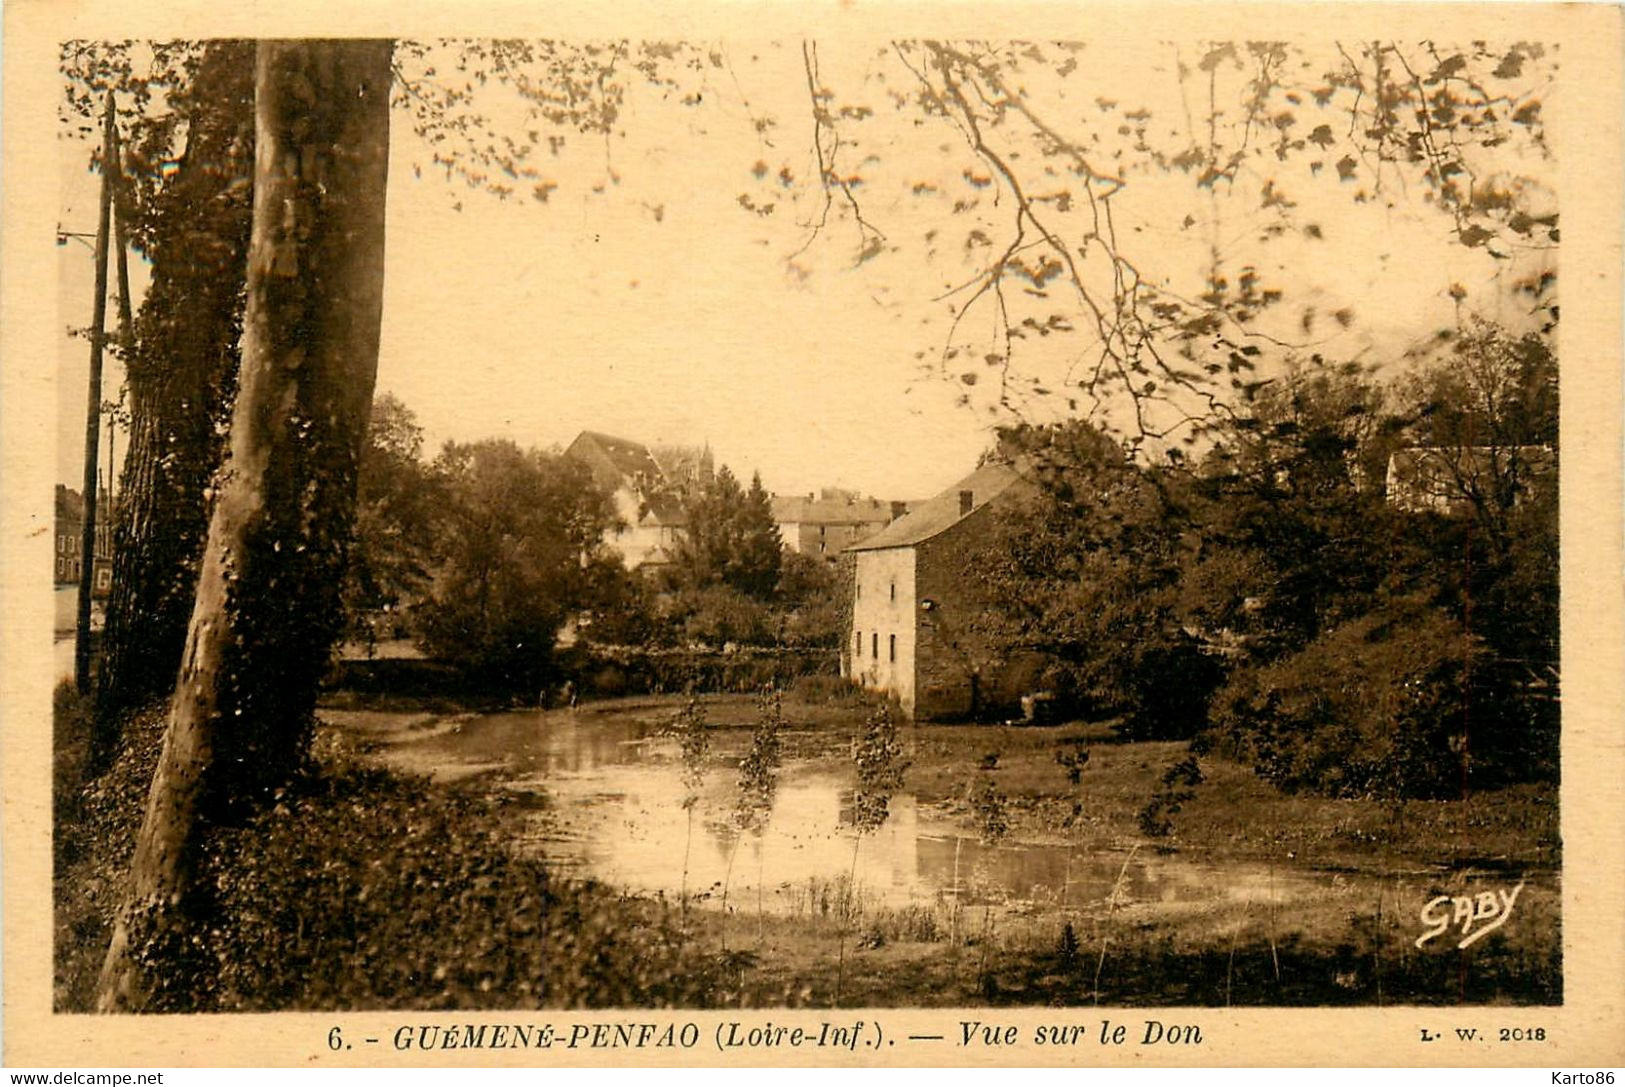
[335,702,1404,918]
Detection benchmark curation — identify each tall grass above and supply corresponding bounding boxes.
[835,701,908,1006]
[719,688,782,950]
[1092,843,1140,1005]
[967,758,1009,995]
[667,694,709,926]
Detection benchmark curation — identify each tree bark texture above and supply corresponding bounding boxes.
[96,43,255,740]
[97,39,393,1013]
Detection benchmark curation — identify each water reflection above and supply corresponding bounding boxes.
[412,708,1355,914]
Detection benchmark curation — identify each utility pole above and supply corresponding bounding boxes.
[106,134,135,530]
[75,92,117,694]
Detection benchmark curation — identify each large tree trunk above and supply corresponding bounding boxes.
[95,43,256,745]
[97,39,393,1014]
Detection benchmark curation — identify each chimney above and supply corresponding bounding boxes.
[889,500,907,521]
[959,490,974,516]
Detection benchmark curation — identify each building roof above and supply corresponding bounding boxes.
[564,431,666,493]
[640,494,688,527]
[770,492,896,526]
[846,462,1027,552]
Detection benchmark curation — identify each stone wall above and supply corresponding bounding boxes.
[850,547,917,712]
[912,510,1044,721]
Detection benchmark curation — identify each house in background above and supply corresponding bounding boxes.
[564,431,692,572]
[650,442,716,497]
[845,462,1041,720]
[770,489,906,561]
[54,484,114,596]
[1385,445,1556,514]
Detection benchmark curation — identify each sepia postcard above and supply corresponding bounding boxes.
[2,0,1621,1069]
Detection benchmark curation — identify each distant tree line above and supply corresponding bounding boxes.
[342,397,846,693]
[971,320,1557,800]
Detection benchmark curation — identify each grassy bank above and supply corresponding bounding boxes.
[673,882,1560,1006]
[53,685,723,1012]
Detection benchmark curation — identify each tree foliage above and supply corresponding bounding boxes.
[343,393,440,649]
[1191,335,1558,795]
[669,466,783,600]
[1184,360,1405,657]
[791,40,1555,439]
[973,421,1218,737]
[970,321,1556,796]
[416,440,616,691]
[1397,320,1558,556]
[773,550,846,648]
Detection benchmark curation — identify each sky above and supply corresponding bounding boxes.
[57,39,1556,502]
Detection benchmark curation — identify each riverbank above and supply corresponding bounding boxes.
[320,689,1560,1006]
[55,687,1560,1009]
[53,688,724,1011]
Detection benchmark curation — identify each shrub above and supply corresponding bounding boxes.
[1208,602,1482,799]
[200,763,719,1010]
[668,585,772,648]
[571,646,838,697]
[1137,755,1205,837]
[790,673,872,705]
[1115,634,1227,740]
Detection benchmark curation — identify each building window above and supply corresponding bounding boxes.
[888,634,895,662]
[890,582,896,601]
[872,632,878,658]
[855,630,862,657]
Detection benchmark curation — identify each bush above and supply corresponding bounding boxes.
[1208,602,1482,799]
[1115,635,1226,740]
[200,763,718,1010]
[570,645,838,697]
[666,585,772,648]
[790,673,875,705]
